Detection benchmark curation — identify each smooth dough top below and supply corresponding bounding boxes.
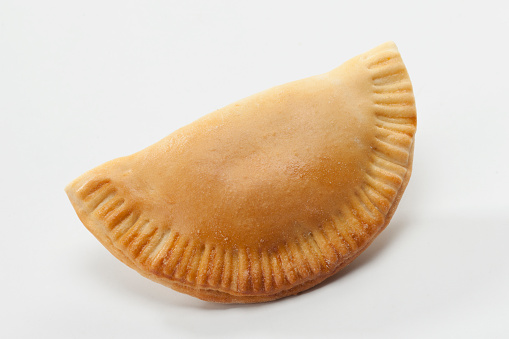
[117,57,374,249]
[66,42,416,302]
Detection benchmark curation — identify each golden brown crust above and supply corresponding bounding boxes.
[66,42,416,303]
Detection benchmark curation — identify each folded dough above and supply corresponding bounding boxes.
[66,42,416,303]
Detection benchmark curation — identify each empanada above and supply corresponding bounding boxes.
[66,42,416,303]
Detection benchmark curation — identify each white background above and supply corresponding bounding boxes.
[1,1,508,338]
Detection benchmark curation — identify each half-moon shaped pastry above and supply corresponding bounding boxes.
[66,42,416,303]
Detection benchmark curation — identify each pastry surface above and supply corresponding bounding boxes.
[66,42,416,303]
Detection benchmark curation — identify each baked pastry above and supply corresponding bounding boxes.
[66,42,416,303]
